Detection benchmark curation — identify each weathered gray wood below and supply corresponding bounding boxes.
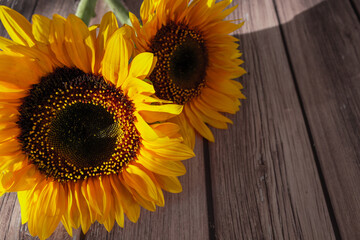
[350,0,360,17]
[274,0,360,239]
[33,0,78,19]
[122,0,142,18]
[0,193,22,240]
[208,0,336,239]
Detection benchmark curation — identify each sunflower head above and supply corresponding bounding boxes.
[130,0,246,148]
[0,6,193,240]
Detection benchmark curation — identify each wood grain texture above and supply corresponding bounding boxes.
[0,193,22,240]
[208,0,336,239]
[84,135,209,240]
[33,0,79,18]
[274,0,360,239]
[122,0,142,18]
[349,0,360,18]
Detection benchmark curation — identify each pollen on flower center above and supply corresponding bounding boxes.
[17,67,141,182]
[149,22,208,104]
[48,103,120,169]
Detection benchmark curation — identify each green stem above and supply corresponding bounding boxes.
[75,0,98,26]
[104,0,131,26]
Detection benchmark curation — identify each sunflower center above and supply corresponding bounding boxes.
[48,103,120,168]
[150,22,208,104]
[17,67,141,182]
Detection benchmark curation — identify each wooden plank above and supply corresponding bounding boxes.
[0,193,22,240]
[274,0,360,239]
[350,0,360,17]
[122,0,142,18]
[208,0,336,239]
[33,0,78,19]
[84,136,209,240]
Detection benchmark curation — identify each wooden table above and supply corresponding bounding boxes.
[0,0,359,239]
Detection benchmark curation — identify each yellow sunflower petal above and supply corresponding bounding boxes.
[96,12,118,73]
[207,78,245,98]
[0,126,20,143]
[1,163,41,192]
[123,164,158,202]
[32,14,51,43]
[64,14,91,72]
[99,176,114,226]
[29,181,66,240]
[134,112,159,141]
[154,174,182,193]
[140,0,154,23]
[0,152,25,172]
[122,77,155,97]
[142,140,195,160]
[193,98,233,124]
[138,154,186,176]
[189,101,228,129]
[102,27,132,86]
[0,36,17,50]
[0,139,21,155]
[98,11,118,54]
[64,183,81,230]
[130,188,156,211]
[137,102,183,123]
[61,215,73,237]
[83,177,105,216]
[111,175,140,223]
[0,54,41,89]
[184,103,215,142]
[129,12,141,33]
[109,176,125,227]
[200,87,239,114]
[17,191,30,224]
[170,113,196,149]
[151,122,181,138]
[128,52,156,80]
[0,6,35,46]
[74,182,92,234]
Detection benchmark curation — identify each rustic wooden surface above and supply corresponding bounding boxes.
[274,0,360,239]
[0,0,359,239]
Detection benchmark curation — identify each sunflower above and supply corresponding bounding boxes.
[0,7,194,240]
[129,0,246,148]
